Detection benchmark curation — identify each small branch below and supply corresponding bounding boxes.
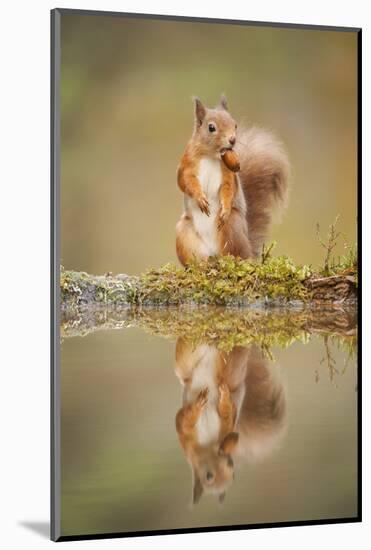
[316,216,341,275]
[261,241,276,264]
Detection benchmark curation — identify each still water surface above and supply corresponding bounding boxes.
[60,315,357,537]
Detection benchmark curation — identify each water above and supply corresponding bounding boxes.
[60,308,357,537]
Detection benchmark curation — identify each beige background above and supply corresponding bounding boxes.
[61,14,357,275]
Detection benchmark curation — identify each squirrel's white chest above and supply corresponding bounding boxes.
[186,157,222,255]
[185,345,221,446]
[198,157,223,199]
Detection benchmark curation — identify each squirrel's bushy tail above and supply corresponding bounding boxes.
[235,345,287,462]
[236,127,290,258]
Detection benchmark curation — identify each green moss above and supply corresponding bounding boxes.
[137,255,312,306]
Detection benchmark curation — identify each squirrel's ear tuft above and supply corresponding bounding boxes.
[218,491,226,504]
[220,431,239,455]
[192,473,203,505]
[193,97,206,127]
[219,94,228,111]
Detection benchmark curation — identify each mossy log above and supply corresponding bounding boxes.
[61,256,357,309]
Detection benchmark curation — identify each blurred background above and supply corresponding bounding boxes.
[60,13,358,275]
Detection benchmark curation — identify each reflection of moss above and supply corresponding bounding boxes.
[61,305,357,355]
[61,254,357,308]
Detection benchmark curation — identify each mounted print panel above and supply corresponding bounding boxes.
[51,8,360,542]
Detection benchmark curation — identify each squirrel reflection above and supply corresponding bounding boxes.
[175,339,287,504]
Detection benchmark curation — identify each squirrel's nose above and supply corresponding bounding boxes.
[229,136,236,146]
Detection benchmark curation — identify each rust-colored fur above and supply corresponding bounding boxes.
[237,126,290,257]
[175,340,287,503]
[176,96,290,264]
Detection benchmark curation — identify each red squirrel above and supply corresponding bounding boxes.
[175,340,287,504]
[175,95,290,265]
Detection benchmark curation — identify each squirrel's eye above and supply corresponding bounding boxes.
[208,123,216,133]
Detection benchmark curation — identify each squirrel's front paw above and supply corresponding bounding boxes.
[196,387,209,409]
[218,382,230,400]
[197,194,210,216]
[217,208,231,230]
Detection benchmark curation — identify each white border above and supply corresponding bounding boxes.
[0,1,368,548]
